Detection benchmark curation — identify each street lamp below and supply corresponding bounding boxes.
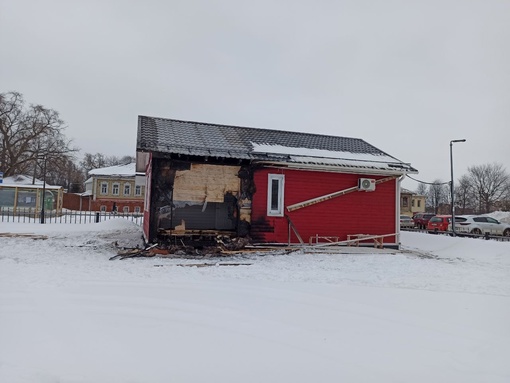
[40,155,48,224]
[450,139,466,236]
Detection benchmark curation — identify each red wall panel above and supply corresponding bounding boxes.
[251,168,398,245]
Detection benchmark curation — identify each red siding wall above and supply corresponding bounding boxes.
[251,168,398,245]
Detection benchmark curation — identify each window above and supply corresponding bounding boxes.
[402,197,408,207]
[100,182,108,195]
[267,174,285,216]
[417,200,421,208]
[112,183,120,196]
[412,199,415,207]
[124,183,131,196]
[100,205,106,212]
[123,206,129,213]
[135,185,142,196]
[134,206,141,213]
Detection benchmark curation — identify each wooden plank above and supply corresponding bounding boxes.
[286,186,358,212]
[286,176,397,212]
[309,235,339,245]
[285,215,304,244]
[310,233,397,248]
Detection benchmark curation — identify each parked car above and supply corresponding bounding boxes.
[448,215,510,236]
[427,215,451,233]
[400,215,415,229]
[412,213,435,229]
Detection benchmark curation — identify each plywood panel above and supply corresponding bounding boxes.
[173,164,240,203]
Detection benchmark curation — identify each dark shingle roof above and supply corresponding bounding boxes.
[137,116,417,173]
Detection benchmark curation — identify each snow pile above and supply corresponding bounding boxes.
[488,210,510,223]
[1,219,509,383]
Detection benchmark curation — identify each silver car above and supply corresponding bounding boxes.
[400,215,415,229]
[449,215,510,236]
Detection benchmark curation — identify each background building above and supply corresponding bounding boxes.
[0,174,63,215]
[83,163,145,213]
[400,188,426,217]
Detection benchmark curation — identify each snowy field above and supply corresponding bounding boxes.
[1,217,510,383]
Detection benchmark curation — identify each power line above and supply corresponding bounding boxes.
[406,174,450,186]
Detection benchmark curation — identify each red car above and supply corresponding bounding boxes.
[413,213,435,229]
[427,215,451,233]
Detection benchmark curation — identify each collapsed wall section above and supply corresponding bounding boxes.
[150,158,254,242]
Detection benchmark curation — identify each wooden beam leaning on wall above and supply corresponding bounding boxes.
[286,176,398,212]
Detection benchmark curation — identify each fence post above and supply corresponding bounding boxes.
[95,212,100,223]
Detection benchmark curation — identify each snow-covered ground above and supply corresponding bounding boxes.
[1,216,509,383]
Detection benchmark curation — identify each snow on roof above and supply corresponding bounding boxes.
[88,163,136,177]
[3,174,43,185]
[1,175,62,189]
[251,143,416,173]
[251,143,397,163]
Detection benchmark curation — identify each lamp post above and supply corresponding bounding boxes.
[40,155,48,224]
[450,139,466,236]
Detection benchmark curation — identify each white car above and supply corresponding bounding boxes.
[449,215,510,236]
[400,215,415,229]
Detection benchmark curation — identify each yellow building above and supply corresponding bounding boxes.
[400,188,426,217]
[84,163,145,213]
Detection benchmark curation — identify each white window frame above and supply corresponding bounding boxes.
[135,185,142,196]
[134,206,141,213]
[112,183,120,196]
[100,182,108,195]
[123,206,129,213]
[267,174,285,217]
[100,205,107,212]
[123,183,131,196]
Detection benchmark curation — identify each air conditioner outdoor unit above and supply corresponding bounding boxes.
[358,178,376,192]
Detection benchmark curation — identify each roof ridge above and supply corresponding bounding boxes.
[139,115,365,142]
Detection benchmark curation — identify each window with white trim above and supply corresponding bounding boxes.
[112,183,120,196]
[100,182,108,195]
[124,183,131,196]
[135,185,142,196]
[267,174,285,216]
[123,206,129,213]
[100,205,106,212]
[134,206,141,213]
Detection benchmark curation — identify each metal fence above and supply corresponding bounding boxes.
[401,227,510,242]
[0,207,143,226]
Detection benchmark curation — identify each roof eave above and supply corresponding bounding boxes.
[255,160,417,176]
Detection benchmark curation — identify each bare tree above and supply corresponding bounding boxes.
[415,183,427,196]
[44,156,85,192]
[79,152,109,174]
[80,152,135,174]
[455,174,476,214]
[428,180,449,214]
[467,163,509,213]
[0,91,77,178]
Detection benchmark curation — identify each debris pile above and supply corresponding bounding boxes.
[110,235,256,260]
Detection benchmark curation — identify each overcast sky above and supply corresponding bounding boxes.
[1,0,509,190]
